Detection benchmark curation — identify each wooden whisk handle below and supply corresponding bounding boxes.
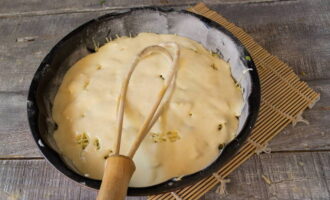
[96,155,136,200]
[97,42,179,200]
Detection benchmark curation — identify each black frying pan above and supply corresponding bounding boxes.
[27,8,260,196]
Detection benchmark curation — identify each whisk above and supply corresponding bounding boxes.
[96,42,180,200]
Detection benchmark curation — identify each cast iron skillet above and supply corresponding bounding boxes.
[27,7,260,196]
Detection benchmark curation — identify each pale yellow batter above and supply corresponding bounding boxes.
[52,33,243,187]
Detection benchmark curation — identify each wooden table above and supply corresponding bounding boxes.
[0,0,329,199]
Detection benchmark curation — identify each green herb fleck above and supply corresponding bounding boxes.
[245,56,251,61]
[167,131,181,142]
[96,64,102,70]
[218,143,224,150]
[218,124,223,131]
[92,38,99,52]
[94,139,100,150]
[151,131,181,143]
[212,52,218,57]
[234,80,241,88]
[103,150,113,159]
[212,51,224,59]
[100,0,106,5]
[159,74,165,80]
[151,132,167,143]
[76,132,89,150]
[210,63,218,71]
[301,71,306,76]
[189,48,198,53]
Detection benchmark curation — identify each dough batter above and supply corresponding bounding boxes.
[52,33,243,187]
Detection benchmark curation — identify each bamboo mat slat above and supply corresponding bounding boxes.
[148,3,320,200]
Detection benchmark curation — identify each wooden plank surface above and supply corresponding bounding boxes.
[0,0,279,17]
[204,152,330,200]
[0,0,329,199]
[0,12,110,92]
[0,159,143,200]
[0,152,329,200]
[209,0,330,82]
[268,79,330,152]
[0,0,197,17]
[0,91,41,157]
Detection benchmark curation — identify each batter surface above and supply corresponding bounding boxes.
[52,33,243,187]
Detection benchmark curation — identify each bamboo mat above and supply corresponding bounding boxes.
[148,3,320,200]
